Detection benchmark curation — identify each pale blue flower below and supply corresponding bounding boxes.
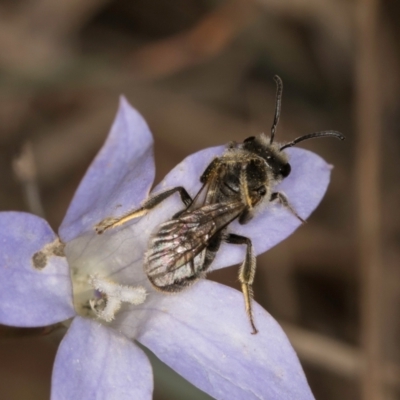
[0,98,332,399]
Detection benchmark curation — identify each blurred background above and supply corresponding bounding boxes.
[0,0,398,399]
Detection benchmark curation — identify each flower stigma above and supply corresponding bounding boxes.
[88,274,147,322]
[66,229,149,324]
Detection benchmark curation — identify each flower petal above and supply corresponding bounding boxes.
[155,146,331,269]
[65,146,330,291]
[51,316,153,400]
[0,212,75,327]
[128,281,314,400]
[59,97,155,243]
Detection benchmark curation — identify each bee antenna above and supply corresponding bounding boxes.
[280,130,345,151]
[270,75,283,144]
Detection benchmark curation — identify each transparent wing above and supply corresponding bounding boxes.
[145,201,244,289]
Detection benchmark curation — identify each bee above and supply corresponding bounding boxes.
[96,76,344,334]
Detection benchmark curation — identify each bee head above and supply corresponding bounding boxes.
[241,75,345,179]
[242,134,291,179]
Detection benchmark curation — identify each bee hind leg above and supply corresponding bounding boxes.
[225,233,258,334]
[95,186,192,234]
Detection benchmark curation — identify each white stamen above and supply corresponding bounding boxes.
[88,275,147,322]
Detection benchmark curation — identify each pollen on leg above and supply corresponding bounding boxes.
[88,275,147,322]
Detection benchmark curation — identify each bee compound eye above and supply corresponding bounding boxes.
[280,163,291,178]
[258,186,267,196]
[243,136,255,143]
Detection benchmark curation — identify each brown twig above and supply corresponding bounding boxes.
[129,0,258,80]
[281,322,400,389]
[13,142,45,217]
[355,0,383,398]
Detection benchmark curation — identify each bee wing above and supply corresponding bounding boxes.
[145,201,244,287]
[187,157,225,211]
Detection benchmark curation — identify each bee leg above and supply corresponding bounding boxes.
[95,186,192,234]
[225,233,258,334]
[200,157,222,183]
[271,192,306,223]
[238,206,253,225]
[178,157,224,214]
